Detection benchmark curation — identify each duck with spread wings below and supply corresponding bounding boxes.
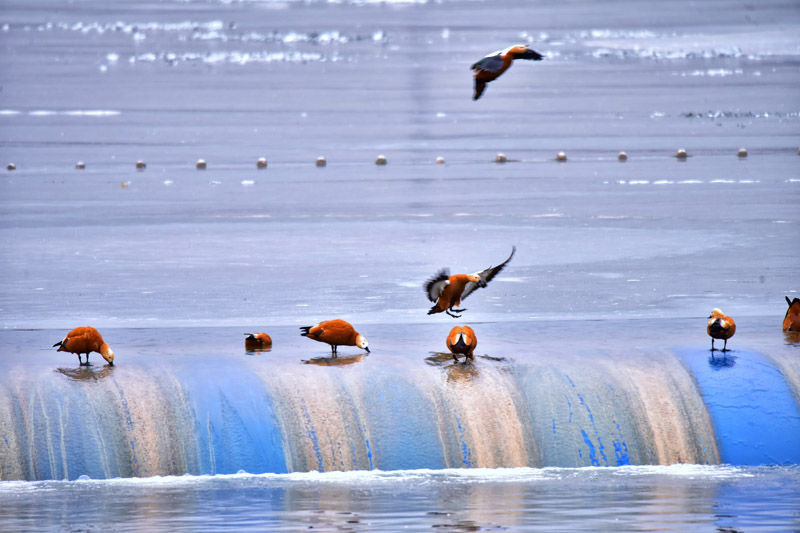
[471,45,543,100]
[425,246,516,318]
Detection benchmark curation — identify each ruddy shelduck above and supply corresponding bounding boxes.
[53,326,114,366]
[300,319,369,357]
[471,44,543,100]
[446,326,477,363]
[425,246,516,318]
[707,308,736,352]
[244,332,272,350]
[783,296,800,332]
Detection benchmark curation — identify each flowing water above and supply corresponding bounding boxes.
[1,0,799,529]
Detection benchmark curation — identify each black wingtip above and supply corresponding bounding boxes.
[518,49,544,61]
[299,326,311,336]
[52,341,62,348]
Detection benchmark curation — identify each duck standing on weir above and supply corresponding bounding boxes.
[447,326,477,363]
[471,44,543,100]
[53,326,114,366]
[300,319,369,357]
[707,309,736,352]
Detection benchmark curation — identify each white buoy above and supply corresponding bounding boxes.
[316,156,327,167]
[618,152,628,161]
[75,161,85,169]
[256,158,268,169]
[737,148,747,158]
[375,154,387,165]
[435,156,445,164]
[136,160,146,169]
[494,153,507,163]
[556,151,567,162]
[676,149,688,159]
[6,163,16,171]
[196,159,207,170]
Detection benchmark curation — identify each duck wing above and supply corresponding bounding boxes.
[424,269,450,302]
[471,51,504,73]
[461,246,516,301]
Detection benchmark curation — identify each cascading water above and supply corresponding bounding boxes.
[3,326,798,481]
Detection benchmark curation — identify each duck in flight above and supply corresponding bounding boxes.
[425,246,516,318]
[471,44,543,100]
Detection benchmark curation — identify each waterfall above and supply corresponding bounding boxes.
[1,342,798,481]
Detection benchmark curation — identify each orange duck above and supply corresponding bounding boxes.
[707,308,736,352]
[446,326,477,363]
[425,246,515,318]
[244,332,272,350]
[300,319,369,357]
[783,296,800,332]
[471,44,543,100]
[53,326,114,366]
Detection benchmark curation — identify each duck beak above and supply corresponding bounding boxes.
[365,346,370,353]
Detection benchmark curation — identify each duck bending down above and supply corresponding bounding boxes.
[425,246,515,318]
[447,326,477,363]
[300,319,369,357]
[53,326,114,366]
[784,296,800,332]
[707,308,736,352]
[471,44,543,100]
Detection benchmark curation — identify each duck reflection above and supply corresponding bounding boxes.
[425,352,479,382]
[708,352,736,370]
[245,346,272,355]
[302,353,366,367]
[56,364,115,381]
[784,331,800,345]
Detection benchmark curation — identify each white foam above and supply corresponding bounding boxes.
[27,110,120,117]
[0,465,761,493]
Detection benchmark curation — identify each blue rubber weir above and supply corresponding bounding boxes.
[679,347,800,465]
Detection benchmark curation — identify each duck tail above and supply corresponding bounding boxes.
[299,326,311,336]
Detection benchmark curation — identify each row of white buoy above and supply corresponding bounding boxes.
[5,148,799,171]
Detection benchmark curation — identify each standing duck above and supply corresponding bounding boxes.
[300,319,369,357]
[783,296,800,332]
[707,309,736,352]
[425,246,515,318]
[471,44,543,100]
[53,326,114,366]
[446,326,477,363]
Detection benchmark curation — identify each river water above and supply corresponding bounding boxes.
[1,0,799,530]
